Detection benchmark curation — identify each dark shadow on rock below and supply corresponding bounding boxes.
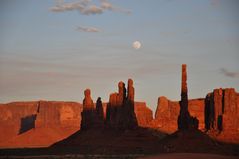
[105,79,138,130]
[18,114,37,134]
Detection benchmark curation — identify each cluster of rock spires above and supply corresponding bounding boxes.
[81,79,138,130]
[80,64,238,138]
[106,79,138,129]
[0,64,238,148]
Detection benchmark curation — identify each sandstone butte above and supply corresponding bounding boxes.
[0,66,239,149]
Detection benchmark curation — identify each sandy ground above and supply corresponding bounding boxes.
[141,153,238,159]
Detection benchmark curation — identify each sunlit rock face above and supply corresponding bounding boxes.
[152,97,204,133]
[0,72,238,147]
[35,101,81,128]
[0,101,82,147]
[204,88,239,143]
[152,89,239,143]
[134,102,153,127]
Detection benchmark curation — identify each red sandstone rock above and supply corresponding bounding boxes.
[83,89,94,109]
[152,97,205,133]
[35,101,81,128]
[152,97,180,133]
[81,89,94,130]
[106,79,138,129]
[127,79,134,102]
[178,64,193,130]
[134,102,153,127]
[204,88,239,143]
[213,88,223,130]
[96,97,104,120]
[155,96,169,119]
[205,88,236,132]
[109,93,118,106]
[0,101,82,147]
[153,87,239,143]
[223,88,238,132]
[118,81,126,105]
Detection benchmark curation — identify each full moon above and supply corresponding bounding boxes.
[132,41,141,49]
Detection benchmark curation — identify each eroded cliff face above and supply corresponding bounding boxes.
[152,88,239,143]
[0,101,82,147]
[134,102,153,127]
[0,98,153,147]
[0,85,238,147]
[152,97,204,133]
[0,102,39,143]
[204,88,239,143]
[35,101,82,128]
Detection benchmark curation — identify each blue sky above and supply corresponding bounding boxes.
[0,0,239,112]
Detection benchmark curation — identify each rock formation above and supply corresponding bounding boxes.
[222,88,238,132]
[96,97,104,120]
[35,101,61,128]
[81,89,105,130]
[177,64,199,130]
[152,97,204,133]
[81,89,94,130]
[124,79,138,128]
[0,99,153,148]
[204,88,239,142]
[127,79,134,102]
[35,101,81,128]
[106,79,138,129]
[134,102,153,127]
[153,96,178,133]
[0,69,238,148]
[0,101,82,147]
[83,89,94,110]
[118,81,127,105]
[152,87,239,143]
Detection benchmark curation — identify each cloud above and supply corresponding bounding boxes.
[100,0,131,15]
[82,5,103,15]
[76,26,101,32]
[220,68,239,78]
[49,0,94,14]
[49,0,131,15]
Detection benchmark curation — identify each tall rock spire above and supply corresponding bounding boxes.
[178,64,191,130]
[127,79,134,102]
[83,89,94,110]
[178,64,199,130]
[118,81,126,105]
[81,89,94,130]
[181,64,189,113]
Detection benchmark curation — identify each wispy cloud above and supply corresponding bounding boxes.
[76,26,101,32]
[220,68,239,78]
[49,0,131,15]
[100,0,131,15]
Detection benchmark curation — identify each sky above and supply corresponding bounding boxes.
[0,0,239,112]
